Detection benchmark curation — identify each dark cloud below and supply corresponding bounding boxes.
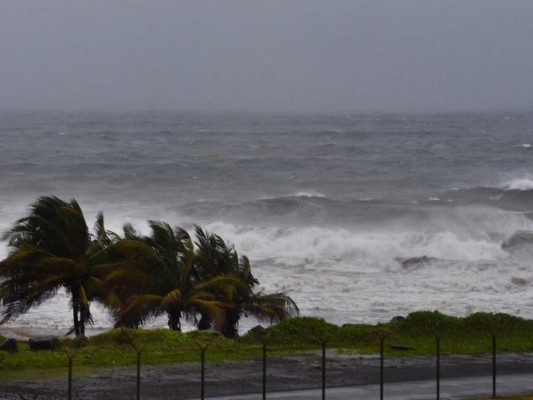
[1,0,532,112]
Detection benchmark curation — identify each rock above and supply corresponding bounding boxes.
[28,336,60,350]
[249,325,265,335]
[397,256,437,269]
[502,231,533,251]
[511,276,528,286]
[249,325,267,339]
[391,344,414,351]
[0,338,18,352]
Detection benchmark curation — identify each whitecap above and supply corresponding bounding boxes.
[256,191,326,201]
[293,191,326,198]
[501,178,533,191]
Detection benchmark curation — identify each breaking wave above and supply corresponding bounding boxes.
[441,181,533,212]
[2,111,533,334]
[501,178,533,191]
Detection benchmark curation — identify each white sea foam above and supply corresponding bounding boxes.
[2,200,533,338]
[204,218,509,273]
[197,207,533,326]
[293,191,327,198]
[2,111,533,337]
[257,190,327,200]
[501,178,533,191]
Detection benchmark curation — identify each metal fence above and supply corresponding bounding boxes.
[6,332,529,400]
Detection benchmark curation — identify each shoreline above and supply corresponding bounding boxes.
[0,326,111,341]
[2,352,533,399]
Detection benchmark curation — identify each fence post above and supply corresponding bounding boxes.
[196,342,210,400]
[134,346,144,400]
[68,356,73,400]
[262,341,267,400]
[136,350,141,400]
[377,331,389,400]
[492,333,496,398]
[380,337,385,400]
[435,334,440,400]
[129,339,146,400]
[469,313,510,399]
[63,348,78,400]
[321,339,327,400]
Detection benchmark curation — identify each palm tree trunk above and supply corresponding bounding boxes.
[167,307,182,331]
[71,284,83,337]
[80,307,86,336]
[72,296,80,337]
[222,308,240,338]
[198,313,211,330]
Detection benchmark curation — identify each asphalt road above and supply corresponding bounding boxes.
[2,352,533,399]
[200,373,533,400]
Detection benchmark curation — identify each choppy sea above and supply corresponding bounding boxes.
[1,110,532,337]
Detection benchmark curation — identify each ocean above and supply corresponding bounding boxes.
[0,110,532,337]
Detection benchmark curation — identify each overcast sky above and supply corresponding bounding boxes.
[1,0,532,113]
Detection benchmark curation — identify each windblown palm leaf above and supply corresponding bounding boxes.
[107,221,238,331]
[0,196,116,336]
[193,226,298,337]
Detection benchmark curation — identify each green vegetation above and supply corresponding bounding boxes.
[0,196,298,338]
[0,197,106,336]
[1,197,532,382]
[242,311,533,355]
[1,311,532,380]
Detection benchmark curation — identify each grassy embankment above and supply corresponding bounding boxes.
[0,311,532,381]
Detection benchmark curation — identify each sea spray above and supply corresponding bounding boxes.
[1,110,533,336]
[501,178,533,191]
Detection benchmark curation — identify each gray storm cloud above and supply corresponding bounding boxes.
[1,0,532,113]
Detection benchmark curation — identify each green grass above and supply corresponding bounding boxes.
[1,311,533,380]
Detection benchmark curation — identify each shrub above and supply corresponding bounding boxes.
[252,317,339,345]
[398,311,462,335]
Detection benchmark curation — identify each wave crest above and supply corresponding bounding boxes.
[501,230,533,257]
[202,221,508,273]
[501,178,533,191]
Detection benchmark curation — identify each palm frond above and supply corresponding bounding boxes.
[244,291,300,322]
[122,223,141,239]
[102,265,152,289]
[160,289,182,310]
[117,294,165,328]
[194,274,252,301]
[0,279,60,323]
[238,255,259,287]
[189,298,228,331]
[92,211,121,247]
[0,196,101,336]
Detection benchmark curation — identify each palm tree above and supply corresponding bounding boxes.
[219,249,298,337]
[225,290,299,337]
[0,197,299,337]
[0,196,113,337]
[107,221,248,331]
[193,227,299,337]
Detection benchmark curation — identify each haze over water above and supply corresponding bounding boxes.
[1,110,532,337]
[2,1,533,336]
